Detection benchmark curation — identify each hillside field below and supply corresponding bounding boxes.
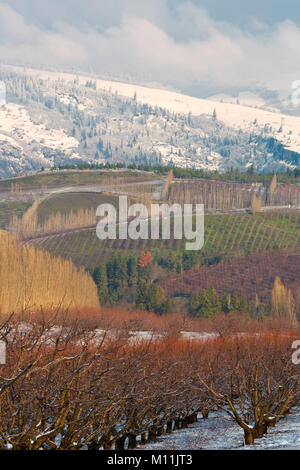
[28,211,300,273]
[159,250,300,304]
[36,192,122,224]
[0,169,159,192]
[0,200,31,229]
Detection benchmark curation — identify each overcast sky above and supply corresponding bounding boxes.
[0,0,299,97]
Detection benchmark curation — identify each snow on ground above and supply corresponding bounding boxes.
[180,331,216,341]
[0,103,79,153]
[93,330,214,344]
[10,65,300,155]
[141,408,300,450]
[0,132,22,149]
[207,92,279,113]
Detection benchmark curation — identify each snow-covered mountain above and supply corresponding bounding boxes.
[0,65,299,177]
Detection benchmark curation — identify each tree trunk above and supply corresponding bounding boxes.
[128,433,137,449]
[115,436,126,450]
[181,417,189,429]
[148,427,157,442]
[202,410,209,419]
[186,415,193,424]
[244,430,255,445]
[254,423,268,439]
[88,440,99,450]
[166,420,173,433]
[174,419,181,430]
[14,442,31,450]
[140,433,147,445]
[187,413,197,424]
[99,433,112,450]
[103,440,113,450]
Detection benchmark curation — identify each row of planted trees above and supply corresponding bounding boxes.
[0,230,99,315]
[168,173,300,211]
[0,313,299,449]
[8,204,97,238]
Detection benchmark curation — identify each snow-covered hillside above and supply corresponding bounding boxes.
[16,66,300,154]
[0,64,299,177]
[0,102,80,176]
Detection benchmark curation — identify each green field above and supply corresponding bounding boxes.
[36,192,123,224]
[0,169,159,192]
[32,211,300,272]
[0,201,32,230]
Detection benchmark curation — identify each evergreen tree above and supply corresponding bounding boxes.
[231,291,241,311]
[118,255,128,288]
[98,262,109,305]
[135,279,148,311]
[221,293,231,313]
[188,287,221,318]
[127,256,138,288]
[106,256,115,293]
[93,263,109,305]
[165,251,177,272]
[182,251,197,271]
[146,284,167,315]
[187,292,201,316]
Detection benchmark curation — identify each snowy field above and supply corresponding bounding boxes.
[141,408,300,450]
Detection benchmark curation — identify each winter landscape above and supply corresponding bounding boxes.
[0,0,299,457]
[0,63,300,177]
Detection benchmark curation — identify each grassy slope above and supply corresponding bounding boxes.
[37,192,121,223]
[0,170,158,191]
[0,201,32,229]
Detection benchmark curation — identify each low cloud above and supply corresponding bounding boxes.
[0,1,299,97]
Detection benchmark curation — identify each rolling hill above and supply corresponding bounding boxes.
[26,211,300,274]
[0,64,299,177]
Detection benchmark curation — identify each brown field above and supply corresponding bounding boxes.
[159,250,300,305]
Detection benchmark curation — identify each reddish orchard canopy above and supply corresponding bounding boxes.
[138,250,153,268]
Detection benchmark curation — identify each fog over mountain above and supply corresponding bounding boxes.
[0,0,300,100]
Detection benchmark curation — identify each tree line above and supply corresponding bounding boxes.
[51,161,300,185]
[0,231,99,315]
[186,276,298,325]
[187,287,251,318]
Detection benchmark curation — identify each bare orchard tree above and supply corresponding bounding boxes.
[197,335,300,445]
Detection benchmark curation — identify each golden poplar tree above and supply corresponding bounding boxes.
[271,276,297,325]
[162,170,174,200]
[269,174,277,204]
[0,231,99,316]
[251,193,262,214]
